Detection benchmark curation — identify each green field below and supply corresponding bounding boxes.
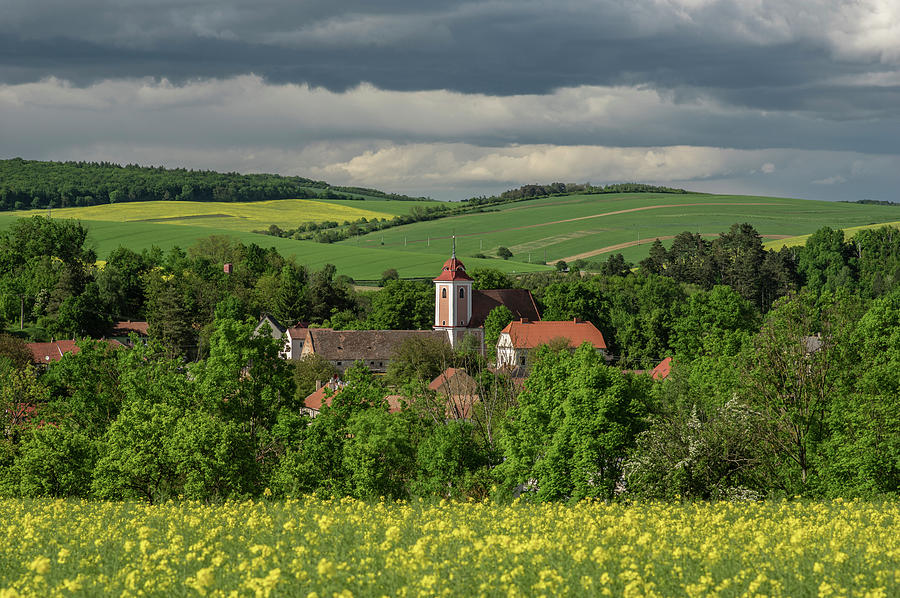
[340,193,900,265]
[3,192,896,278]
[12,198,434,233]
[0,212,550,281]
[764,220,900,250]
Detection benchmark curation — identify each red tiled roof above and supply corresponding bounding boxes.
[303,384,403,414]
[112,321,149,336]
[428,367,479,419]
[286,326,308,340]
[303,385,335,412]
[650,357,672,380]
[469,289,541,328]
[500,318,607,350]
[433,256,473,281]
[27,339,124,364]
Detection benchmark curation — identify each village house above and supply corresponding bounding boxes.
[495,318,608,368]
[301,377,405,417]
[26,338,124,367]
[301,367,479,420]
[252,314,308,360]
[299,328,448,373]
[428,367,479,420]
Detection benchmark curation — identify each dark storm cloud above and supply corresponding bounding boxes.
[3,0,899,119]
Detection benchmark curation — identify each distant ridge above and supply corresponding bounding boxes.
[0,158,431,212]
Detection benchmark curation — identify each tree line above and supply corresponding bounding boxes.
[0,158,427,211]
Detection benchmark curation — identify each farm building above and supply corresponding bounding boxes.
[496,318,608,368]
[300,328,449,373]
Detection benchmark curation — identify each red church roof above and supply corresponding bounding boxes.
[433,256,472,282]
[500,318,607,350]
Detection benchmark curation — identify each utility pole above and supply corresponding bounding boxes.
[18,294,24,330]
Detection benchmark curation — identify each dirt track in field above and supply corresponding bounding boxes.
[371,202,780,248]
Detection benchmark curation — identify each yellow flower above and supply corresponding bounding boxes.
[29,555,51,575]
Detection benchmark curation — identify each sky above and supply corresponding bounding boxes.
[2,0,900,201]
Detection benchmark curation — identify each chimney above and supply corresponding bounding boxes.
[520,318,529,323]
[223,263,233,274]
[316,380,322,391]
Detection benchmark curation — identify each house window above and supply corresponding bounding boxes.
[441,288,447,298]
[442,320,446,325]
[459,287,465,298]
[519,355,526,366]
[337,361,342,366]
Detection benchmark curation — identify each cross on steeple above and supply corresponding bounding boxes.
[451,235,456,258]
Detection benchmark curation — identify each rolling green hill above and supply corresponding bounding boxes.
[0,212,550,280]
[339,193,900,265]
[3,188,896,279]
[12,198,433,233]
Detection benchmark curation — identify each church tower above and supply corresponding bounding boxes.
[433,237,473,348]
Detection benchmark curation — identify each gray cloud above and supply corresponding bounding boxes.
[2,1,899,202]
[3,1,900,116]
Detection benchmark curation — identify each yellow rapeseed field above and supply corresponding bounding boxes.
[16,200,392,232]
[1,498,898,597]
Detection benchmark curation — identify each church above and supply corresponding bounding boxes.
[256,245,541,372]
[432,242,541,349]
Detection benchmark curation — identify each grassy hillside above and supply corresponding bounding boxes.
[0,212,550,280]
[341,193,900,265]
[763,220,900,250]
[13,198,433,233]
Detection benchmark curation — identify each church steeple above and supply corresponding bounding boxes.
[434,240,473,347]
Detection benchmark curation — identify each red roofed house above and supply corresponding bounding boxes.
[27,339,125,366]
[496,318,607,368]
[301,377,404,417]
[650,357,672,380]
[428,367,479,420]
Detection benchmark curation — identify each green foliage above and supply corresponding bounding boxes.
[500,344,650,500]
[413,421,490,499]
[796,227,855,296]
[386,335,453,386]
[43,340,125,438]
[0,334,32,369]
[819,290,900,496]
[483,305,514,360]
[670,285,759,360]
[496,246,513,260]
[469,267,513,290]
[15,425,97,498]
[367,279,433,330]
[0,157,425,210]
[293,353,339,403]
[343,409,414,500]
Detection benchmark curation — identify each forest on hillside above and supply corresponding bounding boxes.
[0,158,425,211]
